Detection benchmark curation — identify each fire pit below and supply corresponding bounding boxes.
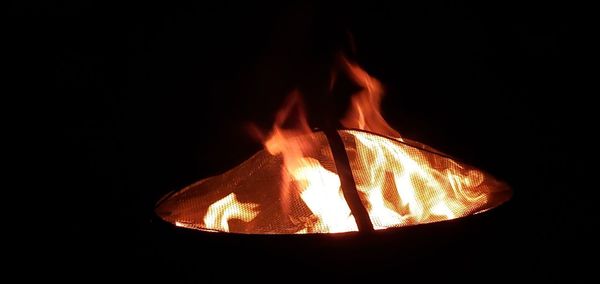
[155,56,511,234]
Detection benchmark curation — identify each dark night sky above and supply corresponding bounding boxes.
[13,0,585,282]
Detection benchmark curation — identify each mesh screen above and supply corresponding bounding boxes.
[156,130,510,234]
[339,130,511,230]
[155,132,358,234]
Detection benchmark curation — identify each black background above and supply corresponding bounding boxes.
[15,0,584,282]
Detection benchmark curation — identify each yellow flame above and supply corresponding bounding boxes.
[293,157,358,233]
[347,130,487,228]
[203,193,259,232]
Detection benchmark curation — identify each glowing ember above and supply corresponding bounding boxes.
[155,56,511,234]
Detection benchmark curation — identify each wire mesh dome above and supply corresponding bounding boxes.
[155,129,511,234]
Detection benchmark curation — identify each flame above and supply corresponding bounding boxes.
[262,92,357,233]
[261,91,312,215]
[294,157,357,233]
[339,57,401,139]
[202,193,259,232]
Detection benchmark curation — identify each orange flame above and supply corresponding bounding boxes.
[339,57,401,139]
[262,91,357,233]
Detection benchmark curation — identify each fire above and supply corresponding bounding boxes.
[155,55,511,234]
